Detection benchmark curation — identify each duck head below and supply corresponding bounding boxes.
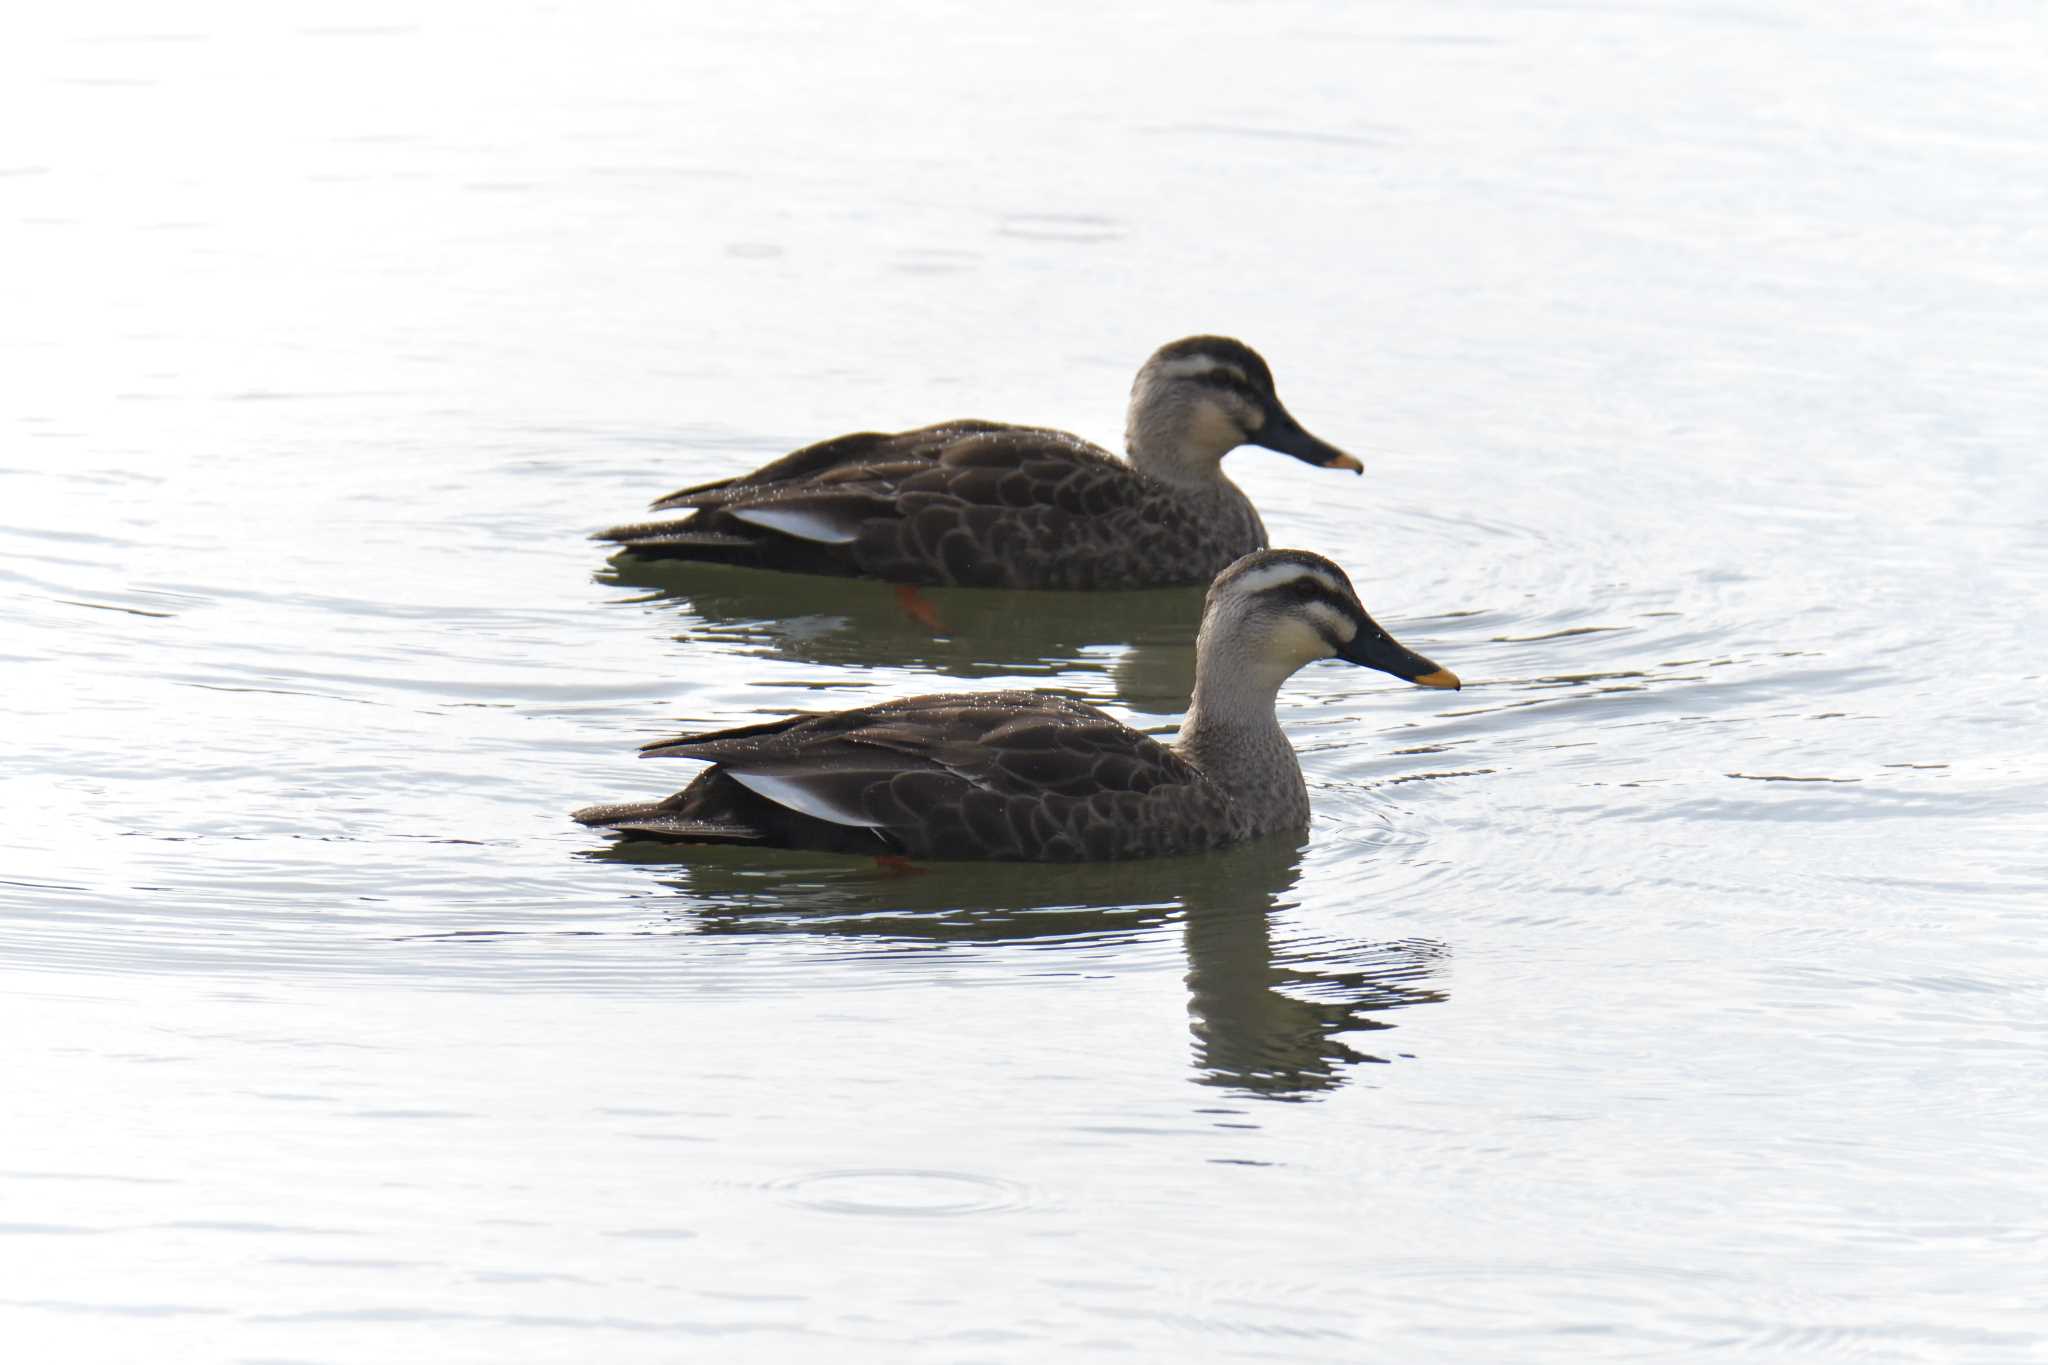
[1126,336,1364,484]
[1197,549,1460,699]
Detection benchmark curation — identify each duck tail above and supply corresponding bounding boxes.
[570,799,765,844]
[591,519,754,549]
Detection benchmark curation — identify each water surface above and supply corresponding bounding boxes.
[5,2,2047,1360]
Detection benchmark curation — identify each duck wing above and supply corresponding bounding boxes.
[577,692,1237,861]
[598,425,1259,588]
[643,421,1014,510]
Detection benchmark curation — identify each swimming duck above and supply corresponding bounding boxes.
[596,337,1365,589]
[573,550,1458,861]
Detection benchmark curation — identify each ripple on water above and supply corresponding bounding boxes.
[766,1169,1031,1218]
[4,1,2045,1358]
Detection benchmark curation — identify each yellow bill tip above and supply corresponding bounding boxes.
[1411,668,1462,691]
[1325,452,1365,474]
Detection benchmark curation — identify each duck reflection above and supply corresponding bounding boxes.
[1184,887,1445,1098]
[587,835,1446,1100]
[599,558,1201,715]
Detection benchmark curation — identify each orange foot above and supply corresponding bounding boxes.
[893,584,944,631]
[874,854,929,877]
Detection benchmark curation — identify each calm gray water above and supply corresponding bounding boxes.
[5,2,2046,1360]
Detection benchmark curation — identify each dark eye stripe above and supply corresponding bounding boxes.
[1212,552,1357,599]
[1264,576,1357,622]
[1156,337,1277,390]
[1195,371,1265,402]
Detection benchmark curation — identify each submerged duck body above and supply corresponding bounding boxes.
[573,550,1459,862]
[597,337,1364,589]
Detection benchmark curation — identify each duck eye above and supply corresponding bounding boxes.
[1206,373,1258,401]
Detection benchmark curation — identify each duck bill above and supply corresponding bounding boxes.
[1252,405,1364,474]
[1339,616,1460,689]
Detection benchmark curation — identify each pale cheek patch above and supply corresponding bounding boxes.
[1186,399,1245,454]
[1304,602,1355,646]
[1267,616,1338,671]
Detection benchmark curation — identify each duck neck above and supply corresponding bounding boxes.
[1125,391,1239,490]
[1177,643,1308,825]
[1127,437,1229,490]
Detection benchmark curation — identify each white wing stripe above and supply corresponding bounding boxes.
[728,771,878,827]
[731,505,861,545]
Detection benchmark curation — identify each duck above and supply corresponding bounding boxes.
[595,337,1366,589]
[573,550,1459,862]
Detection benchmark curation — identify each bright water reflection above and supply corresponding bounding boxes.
[601,558,1207,713]
[5,0,2048,1360]
[590,836,1446,1098]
